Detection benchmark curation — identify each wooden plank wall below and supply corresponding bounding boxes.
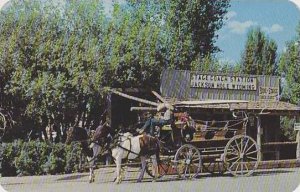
[160,69,280,101]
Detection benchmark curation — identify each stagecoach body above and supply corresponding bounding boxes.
[147,110,259,178]
[152,69,300,177]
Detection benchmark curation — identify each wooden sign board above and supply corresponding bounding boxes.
[190,74,257,91]
[259,86,279,101]
[294,123,300,131]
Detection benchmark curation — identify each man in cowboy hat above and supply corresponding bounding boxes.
[136,103,174,135]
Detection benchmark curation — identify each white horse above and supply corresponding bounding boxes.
[86,125,160,184]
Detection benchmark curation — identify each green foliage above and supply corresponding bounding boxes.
[191,55,242,74]
[127,0,230,70]
[278,25,300,104]
[0,141,83,176]
[15,141,51,175]
[241,27,278,75]
[277,23,300,140]
[0,140,22,176]
[65,142,84,173]
[0,0,231,132]
[280,117,296,141]
[42,143,66,174]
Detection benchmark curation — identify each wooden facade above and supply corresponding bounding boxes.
[161,69,280,101]
[160,69,300,161]
[108,69,300,161]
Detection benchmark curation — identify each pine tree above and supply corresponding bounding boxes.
[241,27,278,75]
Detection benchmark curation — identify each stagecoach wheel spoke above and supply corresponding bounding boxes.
[234,139,241,154]
[242,137,250,154]
[245,149,258,155]
[229,158,241,170]
[229,145,239,155]
[244,162,249,172]
[224,135,259,177]
[241,163,244,175]
[235,162,240,173]
[246,156,258,161]
[227,156,239,162]
[244,143,256,154]
[174,144,201,179]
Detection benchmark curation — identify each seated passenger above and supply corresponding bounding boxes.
[136,103,174,136]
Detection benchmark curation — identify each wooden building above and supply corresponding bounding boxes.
[108,69,300,161]
[160,69,300,161]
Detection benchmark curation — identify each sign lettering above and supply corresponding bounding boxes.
[190,74,257,91]
[259,86,279,101]
[294,123,300,131]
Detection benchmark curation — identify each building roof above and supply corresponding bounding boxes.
[175,100,300,116]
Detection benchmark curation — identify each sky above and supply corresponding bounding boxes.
[0,0,8,9]
[0,0,299,65]
[216,0,300,64]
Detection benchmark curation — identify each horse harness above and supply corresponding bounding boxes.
[111,133,159,160]
[115,134,140,159]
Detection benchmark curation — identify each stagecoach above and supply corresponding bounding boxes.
[112,90,260,179]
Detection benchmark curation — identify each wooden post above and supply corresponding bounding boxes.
[110,89,159,106]
[297,130,300,160]
[106,93,112,127]
[295,118,300,160]
[257,116,262,161]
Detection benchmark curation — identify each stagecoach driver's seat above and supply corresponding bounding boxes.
[136,103,174,136]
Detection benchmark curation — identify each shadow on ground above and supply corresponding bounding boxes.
[56,174,89,181]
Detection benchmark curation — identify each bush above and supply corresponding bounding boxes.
[65,142,85,173]
[0,141,84,176]
[15,141,51,176]
[42,143,66,175]
[1,140,22,176]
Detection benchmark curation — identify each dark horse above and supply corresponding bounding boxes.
[66,124,160,183]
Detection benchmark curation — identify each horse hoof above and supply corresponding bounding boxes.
[114,178,121,184]
[89,178,94,183]
[137,179,142,183]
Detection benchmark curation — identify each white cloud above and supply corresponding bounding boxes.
[289,0,300,10]
[227,20,257,34]
[225,11,237,21]
[262,24,284,33]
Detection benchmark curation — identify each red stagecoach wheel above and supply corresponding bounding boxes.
[174,144,202,179]
[224,135,259,177]
[145,157,172,178]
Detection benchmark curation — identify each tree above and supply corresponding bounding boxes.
[0,0,231,140]
[126,0,231,70]
[0,0,109,140]
[277,24,300,141]
[241,27,278,75]
[278,25,300,105]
